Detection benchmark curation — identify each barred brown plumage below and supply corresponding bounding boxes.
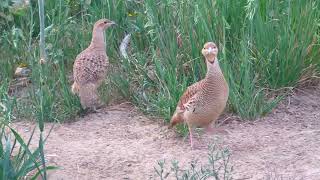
[71,19,116,112]
[170,42,229,149]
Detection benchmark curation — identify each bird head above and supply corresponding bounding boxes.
[201,42,218,64]
[94,19,116,31]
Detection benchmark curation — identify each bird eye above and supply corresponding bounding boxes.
[104,21,108,24]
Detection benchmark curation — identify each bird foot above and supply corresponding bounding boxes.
[80,106,108,115]
[91,107,108,114]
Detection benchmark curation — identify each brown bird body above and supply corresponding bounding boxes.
[72,19,115,111]
[170,42,229,148]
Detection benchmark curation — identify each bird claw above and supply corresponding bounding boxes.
[80,106,108,115]
[91,107,108,114]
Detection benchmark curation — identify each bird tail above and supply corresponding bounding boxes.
[169,112,184,128]
[119,34,131,59]
[78,83,100,109]
[71,82,79,95]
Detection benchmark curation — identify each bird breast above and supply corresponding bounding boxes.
[73,50,109,85]
[184,71,228,127]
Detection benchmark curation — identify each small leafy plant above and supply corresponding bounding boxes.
[153,143,233,180]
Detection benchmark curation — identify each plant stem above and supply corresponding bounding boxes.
[38,0,46,61]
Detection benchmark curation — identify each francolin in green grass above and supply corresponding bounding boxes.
[72,19,116,112]
[170,42,229,149]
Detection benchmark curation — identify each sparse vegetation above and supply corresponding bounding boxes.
[153,143,233,180]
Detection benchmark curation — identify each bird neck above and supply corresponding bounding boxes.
[205,57,222,79]
[89,27,106,50]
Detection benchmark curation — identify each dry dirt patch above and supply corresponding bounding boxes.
[12,85,320,179]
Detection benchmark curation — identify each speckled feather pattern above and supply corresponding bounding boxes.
[173,60,229,128]
[72,19,113,109]
[73,48,109,85]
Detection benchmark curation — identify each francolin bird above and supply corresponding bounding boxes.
[72,19,116,112]
[170,42,229,149]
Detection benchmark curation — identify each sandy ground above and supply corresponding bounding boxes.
[12,84,320,180]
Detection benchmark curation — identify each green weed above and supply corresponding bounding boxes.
[0,81,56,179]
[153,143,233,180]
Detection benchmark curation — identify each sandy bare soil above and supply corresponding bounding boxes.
[12,84,320,180]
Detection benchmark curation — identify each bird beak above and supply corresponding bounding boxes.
[109,21,117,26]
[207,47,213,53]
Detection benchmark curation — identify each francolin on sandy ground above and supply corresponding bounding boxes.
[72,19,115,112]
[170,42,229,149]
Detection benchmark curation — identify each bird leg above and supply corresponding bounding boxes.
[188,126,194,149]
[92,106,102,113]
[88,98,108,114]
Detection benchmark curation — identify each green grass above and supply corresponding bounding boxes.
[0,0,319,124]
[0,81,56,179]
[1,1,57,179]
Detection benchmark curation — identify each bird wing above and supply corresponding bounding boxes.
[73,51,108,85]
[176,80,204,112]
